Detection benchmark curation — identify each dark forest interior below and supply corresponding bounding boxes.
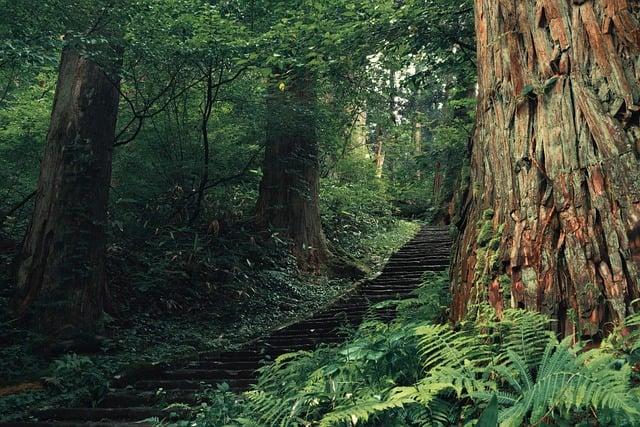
[1,1,640,425]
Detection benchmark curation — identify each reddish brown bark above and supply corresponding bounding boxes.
[12,47,120,332]
[256,71,330,271]
[452,0,640,337]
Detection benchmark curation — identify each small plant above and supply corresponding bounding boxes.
[194,383,247,426]
[44,354,109,405]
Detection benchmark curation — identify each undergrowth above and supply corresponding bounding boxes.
[191,273,640,427]
[0,185,418,421]
[321,179,419,270]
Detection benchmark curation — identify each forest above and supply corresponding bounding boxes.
[0,0,639,425]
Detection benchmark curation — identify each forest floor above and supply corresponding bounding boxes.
[0,219,419,421]
[18,226,452,425]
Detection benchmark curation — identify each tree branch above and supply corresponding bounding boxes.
[0,190,37,225]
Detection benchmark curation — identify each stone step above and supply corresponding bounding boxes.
[33,407,188,422]
[133,378,255,391]
[13,226,452,426]
[148,369,256,381]
[98,389,198,408]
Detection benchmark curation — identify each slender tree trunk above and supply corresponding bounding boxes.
[12,47,121,332]
[374,125,385,179]
[190,67,218,225]
[414,119,423,179]
[413,120,423,156]
[452,0,640,337]
[350,109,371,160]
[433,161,443,199]
[256,70,330,271]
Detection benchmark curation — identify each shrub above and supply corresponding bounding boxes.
[44,354,109,405]
[194,273,640,426]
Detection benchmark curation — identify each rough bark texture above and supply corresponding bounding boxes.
[452,0,640,337]
[256,71,330,271]
[13,47,120,332]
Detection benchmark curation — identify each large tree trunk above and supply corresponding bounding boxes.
[256,71,330,271]
[452,0,640,337]
[12,47,120,332]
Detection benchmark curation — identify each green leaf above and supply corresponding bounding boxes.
[476,395,499,427]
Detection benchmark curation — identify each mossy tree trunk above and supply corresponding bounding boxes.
[12,47,121,332]
[452,0,640,337]
[256,70,330,272]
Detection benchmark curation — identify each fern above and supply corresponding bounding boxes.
[194,275,640,427]
[625,310,640,353]
[318,393,409,427]
[494,309,553,368]
[415,324,491,372]
[474,336,640,426]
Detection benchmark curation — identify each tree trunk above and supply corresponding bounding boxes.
[433,161,443,199]
[452,0,640,337]
[12,47,120,333]
[190,67,217,225]
[413,120,423,156]
[350,109,371,160]
[256,70,330,271]
[374,125,385,179]
[414,119,423,179]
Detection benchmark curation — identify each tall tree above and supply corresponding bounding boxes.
[12,38,122,332]
[256,70,330,270]
[452,0,640,337]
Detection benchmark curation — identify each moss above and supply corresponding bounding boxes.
[488,227,504,251]
[474,210,506,296]
[477,220,494,247]
[499,274,512,306]
[474,247,488,284]
[482,209,495,220]
[476,210,500,248]
[489,248,502,271]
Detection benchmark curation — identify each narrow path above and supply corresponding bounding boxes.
[9,226,452,426]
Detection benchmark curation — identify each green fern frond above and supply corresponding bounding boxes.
[415,324,491,372]
[625,311,640,352]
[318,394,409,427]
[503,350,533,393]
[478,338,640,427]
[473,390,519,406]
[426,396,462,426]
[535,337,575,383]
[495,309,553,368]
[491,363,522,394]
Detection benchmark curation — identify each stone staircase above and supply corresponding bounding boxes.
[3,226,452,426]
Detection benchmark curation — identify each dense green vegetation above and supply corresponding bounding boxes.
[2,0,640,425]
[193,275,640,426]
[0,0,473,420]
